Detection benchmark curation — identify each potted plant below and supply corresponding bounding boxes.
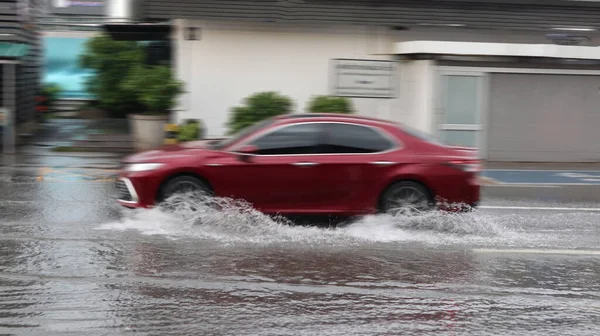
[177,119,205,142]
[122,65,185,151]
[307,95,354,114]
[226,91,293,134]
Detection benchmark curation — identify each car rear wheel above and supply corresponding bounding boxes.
[379,181,434,216]
[159,175,212,203]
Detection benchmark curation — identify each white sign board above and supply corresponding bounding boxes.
[331,59,396,98]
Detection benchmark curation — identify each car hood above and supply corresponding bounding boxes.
[122,140,221,163]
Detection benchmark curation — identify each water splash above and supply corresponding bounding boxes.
[98,193,543,248]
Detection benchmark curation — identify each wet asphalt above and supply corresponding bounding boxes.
[1,122,600,335]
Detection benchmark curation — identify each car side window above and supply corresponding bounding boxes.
[320,123,394,154]
[249,123,321,155]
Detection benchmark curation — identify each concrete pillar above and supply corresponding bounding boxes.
[3,63,16,155]
[412,59,436,134]
[397,59,436,134]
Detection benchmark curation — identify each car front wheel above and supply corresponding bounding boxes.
[159,175,212,203]
[379,181,434,216]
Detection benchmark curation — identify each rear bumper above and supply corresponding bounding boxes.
[435,177,481,212]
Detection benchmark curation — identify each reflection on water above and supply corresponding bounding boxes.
[1,194,600,335]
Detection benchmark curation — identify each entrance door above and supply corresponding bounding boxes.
[437,72,485,151]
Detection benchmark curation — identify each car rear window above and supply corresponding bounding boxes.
[396,123,446,146]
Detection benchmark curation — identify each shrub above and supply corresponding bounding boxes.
[307,95,354,114]
[41,83,63,103]
[121,65,185,115]
[177,120,205,142]
[79,34,146,118]
[227,91,293,134]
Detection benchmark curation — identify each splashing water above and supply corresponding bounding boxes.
[98,193,546,248]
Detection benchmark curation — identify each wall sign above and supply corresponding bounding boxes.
[331,59,396,99]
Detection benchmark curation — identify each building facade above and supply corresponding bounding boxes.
[40,0,107,99]
[0,0,44,146]
[107,0,600,162]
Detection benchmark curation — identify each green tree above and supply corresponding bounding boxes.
[121,65,185,115]
[307,95,354,114]
[227,91,293,134]
[79,34,145,118]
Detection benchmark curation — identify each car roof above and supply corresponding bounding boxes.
[274,113,397,126]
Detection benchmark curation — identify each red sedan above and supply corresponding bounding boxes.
[117,113,480,216]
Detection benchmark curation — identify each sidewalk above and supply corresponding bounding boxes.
[485,161,600,170]
[0,119,126,169]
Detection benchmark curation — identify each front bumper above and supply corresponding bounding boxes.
[116,177,142,208]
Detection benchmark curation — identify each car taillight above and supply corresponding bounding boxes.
[446,159,481,173]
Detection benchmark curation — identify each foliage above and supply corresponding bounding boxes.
[79,34,146,118]
[177,120,205,142]
[307,95,354,114]
[121,65,185,115]
[227,91,293,134]
[41,83,63,103]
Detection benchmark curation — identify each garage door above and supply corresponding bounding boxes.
[487,73,600,162]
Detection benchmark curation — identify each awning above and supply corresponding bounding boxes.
[0,42,29,58]
[103,23,171,41]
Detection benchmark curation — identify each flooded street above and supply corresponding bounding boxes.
[2,172,600,335]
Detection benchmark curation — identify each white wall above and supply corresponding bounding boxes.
[173,20,433,137]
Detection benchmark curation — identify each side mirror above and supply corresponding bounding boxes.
[237,144,258,161]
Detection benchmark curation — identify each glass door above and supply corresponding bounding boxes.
[437,72,486,149]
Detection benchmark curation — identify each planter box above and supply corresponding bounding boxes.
[128,114,170,152]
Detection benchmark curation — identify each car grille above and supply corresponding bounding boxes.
[116,180,132,202]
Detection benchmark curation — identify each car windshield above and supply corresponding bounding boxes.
[396,123,447,147]
[211,118,275,150]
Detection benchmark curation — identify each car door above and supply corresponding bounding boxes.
[314,122,400,211]
[204,122,325,212]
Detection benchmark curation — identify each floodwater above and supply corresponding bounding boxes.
[2,180,600,335]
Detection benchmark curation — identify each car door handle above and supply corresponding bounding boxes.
[370,161,397,166]
[292,162,319,167]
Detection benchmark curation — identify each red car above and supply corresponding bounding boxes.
[117,113,480,216]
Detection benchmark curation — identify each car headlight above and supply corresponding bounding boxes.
[124,163,165,172]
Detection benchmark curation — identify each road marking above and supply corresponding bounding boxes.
[485,169,600,172]
[485,184,559,188]
[473,248,600,256]
[480,205,600,212]
[487,182,600,186]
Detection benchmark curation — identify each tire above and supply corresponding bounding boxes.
[379,181,434,216]
[159,175,212,203]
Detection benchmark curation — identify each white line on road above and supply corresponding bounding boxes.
[480,205,600,212]
[484,169,600,172]
[487,182,600,186]
[485,184,559,188]
[473,248,600,256]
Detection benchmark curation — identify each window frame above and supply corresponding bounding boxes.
[247,122,324,156]
[230,121,402,156]
[320,122,398,154]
